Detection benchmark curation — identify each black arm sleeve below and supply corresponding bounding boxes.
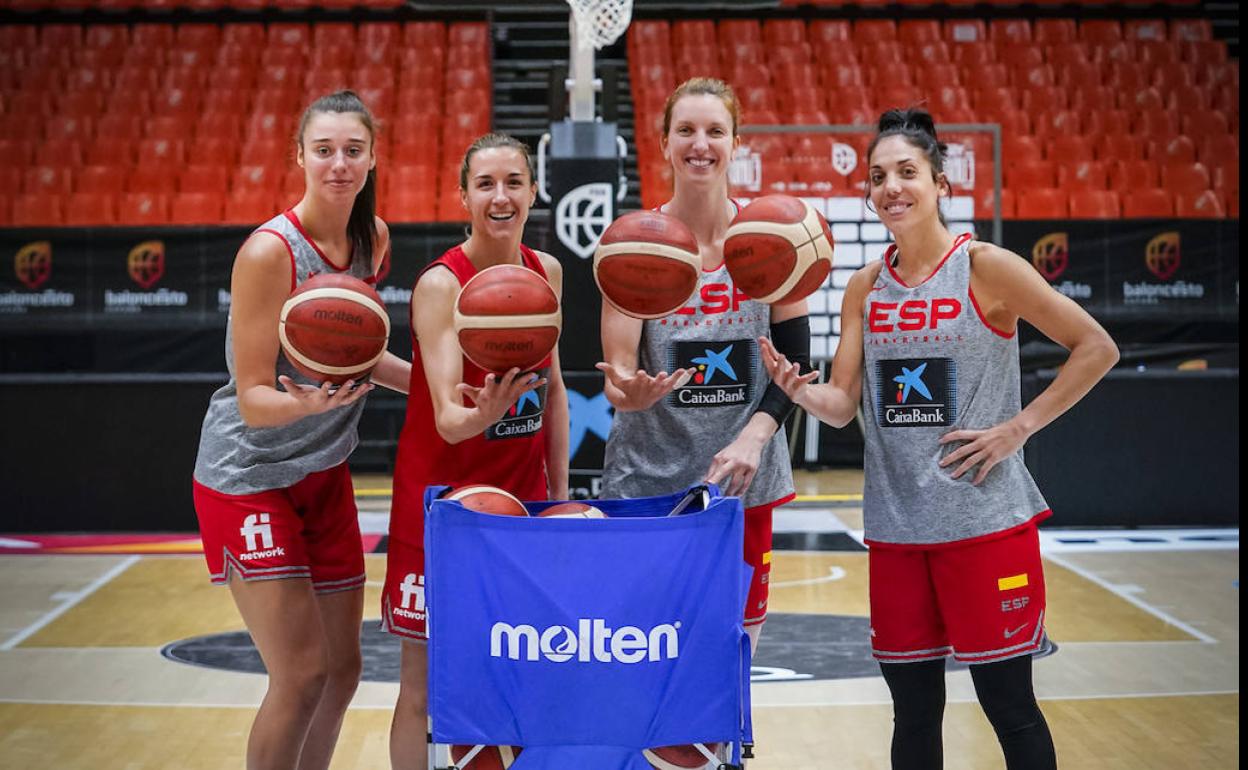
[754,314,813,428]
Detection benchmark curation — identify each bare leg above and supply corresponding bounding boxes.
[296,588,365,770]
[746,622,763,655]
[389,640,429,770]
[230,576,329,770]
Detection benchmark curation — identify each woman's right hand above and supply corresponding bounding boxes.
[278,376,375,417]
[456,368,547,425]
[594,362,691,412]
[758,336,819,403]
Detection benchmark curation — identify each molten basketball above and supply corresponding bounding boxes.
[539,502,607,519]
[449,744,522,770]
[723,194,834,305]
[594,210,701,319]
[446,485,528,517]
[453,264,561,373]
[643,743,723,770]
[278,273,390,384]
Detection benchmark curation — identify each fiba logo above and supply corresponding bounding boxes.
[127,240,165,289]
[729,145,761,191]
[399,573,425,612]
[1031,233,1069,281]
[830,143,858,177]
[490,618,681,664]
[555,182,613,260]
[15,241,52,290]
[239,513,283,560]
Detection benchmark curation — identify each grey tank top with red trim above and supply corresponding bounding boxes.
[193,211,375,495]
[600,263,794,509]
[861,234,1048,545]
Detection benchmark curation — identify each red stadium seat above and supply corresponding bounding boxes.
[1021,86,1067,114]
[179,165,230,195]
[1003,135,1043,167]
[127,165,180,196]
[1182,110,1232,142]
[1175,189,1225,218]
[1068,189,1121,219]
[1057,161,1108,191]
[1135,110,1180,139]
[1181,41,1227,68]
[117,192,169,226]
[1168,87,1211,113]
[1124,20,1167,42]
[945,20,987,44]
[1154,136,1197,164]
[75,165,127,195]
[1008,161,1057,189]
[1080,21,1122,46]
[64,193,116,226]
[23,166,73,196]
[1082,109,1130,136]
[989,19,1031,45]
[169,193,223,225]
[1034,19,1076,45]
[898,20,940,46]
[1208,160,1238,194]
[1162,162,1212,196]
[809,20,851,45]
[1136,41,1179,67]
[12,193,64,226]
[1000,45,1043,69]
[1046,45,1089,69]
[1046,136,1095,163]
[853,20,897,43]
[1198,133,1240,166]
[1122,188,1173,217]
[1108,160,1159,190]
[1015,189,1068,218]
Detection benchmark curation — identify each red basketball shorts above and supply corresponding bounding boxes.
[869,523,1047,665]
[743,496,791,627]
[193,462,365,594]
[381,534,429,642]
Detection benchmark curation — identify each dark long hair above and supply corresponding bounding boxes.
[866,107,949,225]
[296,90,378,271]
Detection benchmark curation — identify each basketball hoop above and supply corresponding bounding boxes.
[567,0,633,51]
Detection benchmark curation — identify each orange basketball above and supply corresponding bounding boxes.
[449,744,522,769]
[278,273,390,384]
[446,485,528,517]
[723,194,834,305]
[594,210,701,319]
[643,743,723,769]
[453,264,561,374]
[539,502,607,519]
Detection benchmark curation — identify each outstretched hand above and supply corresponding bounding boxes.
[278,375,374,417]
[456,368,546,424]
[595,362,692,412]
[758,336,819,401]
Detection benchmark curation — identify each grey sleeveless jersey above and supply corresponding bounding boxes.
[193,211,375,495]
[861,234,1049,544]
[601,263,795,508]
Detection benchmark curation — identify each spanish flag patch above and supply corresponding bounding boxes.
[762,551,772,565]
[998,573,1029,591]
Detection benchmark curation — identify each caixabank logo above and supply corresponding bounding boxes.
[875,358,956,427]
[669,339,752,408]
[0,242,75,314]
[1123,231,1205,306]
[486,379,547,440]
[1031,232,1092,300]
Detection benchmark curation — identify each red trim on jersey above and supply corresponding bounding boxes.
[968,286,1016,339]
[284,209,351,272]
[865,508,1052,550]
[884,232,973,289]
[253,228,298,292]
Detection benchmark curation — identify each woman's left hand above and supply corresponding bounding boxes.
[705,435,765,497]
[937,420,1029,485]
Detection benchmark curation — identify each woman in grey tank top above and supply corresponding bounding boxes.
[599,79,811,658]
[762,110,1118,769]
[191,93,412,770]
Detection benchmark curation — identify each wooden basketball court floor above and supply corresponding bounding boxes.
[0,469,1238,769]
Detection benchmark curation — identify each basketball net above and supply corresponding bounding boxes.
[567,0,633,51]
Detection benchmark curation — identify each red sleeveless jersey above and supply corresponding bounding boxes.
[389,244,553,546]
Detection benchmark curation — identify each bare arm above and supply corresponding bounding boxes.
[538,252,570,500]
[595,300,691,412]
[413,267,544,445]
[365,218,411,394]
[939,242,1119,484]
[233,233,373,428]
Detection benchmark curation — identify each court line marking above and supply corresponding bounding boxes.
[1043,551,1218,644]
[0,555,140,651]
[772,566,847,588]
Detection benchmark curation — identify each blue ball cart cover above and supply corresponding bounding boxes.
[424,484,754,770]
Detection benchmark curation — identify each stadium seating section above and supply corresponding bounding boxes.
[628,17,1239,219]
[0,19,490,225]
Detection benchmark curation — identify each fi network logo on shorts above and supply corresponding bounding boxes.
[393,574,426,622]
[670,339,752,408]
[874,358,956,428]
[490,618,681,664]
[239,513,285,560]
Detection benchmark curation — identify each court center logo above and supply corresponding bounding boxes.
[1032,233,1069,282]
[556,182,613,260]
[127,240,165,289]
[490,618,681,664]
[239,513,284,560]
[670,339,752,408]
[15,241,52,290]
[875,358,956,427]
[1145,231,1181,281]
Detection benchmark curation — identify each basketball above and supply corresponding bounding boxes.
[539,502,607,519]
[449,744,522,770]
[446,485,528,517]
[643,743,722,770]
[277,273,391,384]
[723,194,834,305]
[593,210,701,319]
[453,264,561,373]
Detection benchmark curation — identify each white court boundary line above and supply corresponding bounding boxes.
[0,555,140,651]
[1043,551,1218,644]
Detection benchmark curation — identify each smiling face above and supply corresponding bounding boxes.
[867,135,948,236]
[296,111,375,202]
[460,146,536,239]
[662,93,739,187]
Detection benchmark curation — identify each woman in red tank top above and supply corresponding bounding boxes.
[384,133,569,770]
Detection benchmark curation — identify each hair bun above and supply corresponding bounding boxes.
[877,107,938,141]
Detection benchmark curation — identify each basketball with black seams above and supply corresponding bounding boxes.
[538,502,607,519]
[723,194,834,305]
[643,742,723,769]
[446,485,528,517]
[449,744,522,769]
[594,210,701,319]
[453,264,561,373]
[278,273,390,384]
